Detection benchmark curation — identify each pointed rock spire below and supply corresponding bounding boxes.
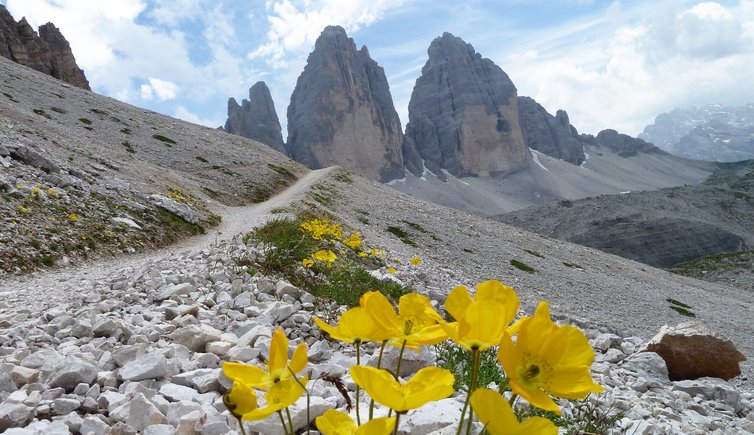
[224,81,286,154]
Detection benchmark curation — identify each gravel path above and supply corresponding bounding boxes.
[0,167,332,311]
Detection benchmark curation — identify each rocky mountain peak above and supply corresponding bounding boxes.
[0,5,90,90]
[223,81,285,154]
[517,96,586,165]
[286,26,404,182]
[403,32,530,177]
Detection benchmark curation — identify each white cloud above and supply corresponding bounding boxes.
[148,0,204,26]
[142,77,179,101]
[174,105,222,127]
[251,0,405,67]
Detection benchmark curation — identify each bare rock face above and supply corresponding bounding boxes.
[286,26,404,182]
[644,322,746,381]
[582,129,659,157]
[224,81,286,154]
[404,33,530,177]
[517,96,585,165]
[0,6,90,90]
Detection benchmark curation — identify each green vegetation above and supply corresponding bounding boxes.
[33,109,52,119]
[267,163,296,180]
[78,118,92,125]
[401,220,427,233]
[311,261,407,307]
[436,342,504,391]
[122,141,135,153]
[120,127,132,135]
[195,156,209,163]
[510,259,535,273]
[40,255,56,267]
[3,92,19,102]
[386,225,417,247]
[50,106,67,114]
[524,249,545,258]
[563,262,584,270]
[202,186,219,198]
[668,250,753,275]
[667,298,696,317]
[152,134,177,146]
[155,207,205,235]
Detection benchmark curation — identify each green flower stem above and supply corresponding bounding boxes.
[392,412,402,435]
[287,367,310,435]
[388,340,408,418]
[456,348,480,435]
[277,411,289,435]
[285,407,294,435]
[356,341,362,426]
[370,340,388,420]
[235,417,248,435]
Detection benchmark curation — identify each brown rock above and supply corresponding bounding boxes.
[644,321,746,381]
[0,5,90,90]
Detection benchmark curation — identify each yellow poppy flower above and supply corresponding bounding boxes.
[471,388,557,435]
[358,251,368,258]
[350,366,454,413]
[343,233,363,249]
[315,409,395,435]
[362,291,447,350]
[437,280,521,351]
[313,249,338,266]
[410,256,421,266]
[302,258,315,268]
[386,266,397,274]
[497,301,604,414]
[224,380,258,419]
[313,307,392,344]
[241,377,308,421]
[223,328,308,390]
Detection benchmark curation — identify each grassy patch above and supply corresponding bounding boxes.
[524,249,545,258]
[90,108,109,115]
[3,92,19,102]
[33,109,52,119]
[267,163,296,180]
[50,106,67,114]
[251,218,316,273]
[122,141,135,153]
[386,225,417,247]
[510,259,535,273]
[78,118,92,125]
[202,186,219,198]
[195,156,209,163]
[40,255,56,267]
[153,134,177,146]
[563,262,584,270]
[401,220,427,233]
[311,261,408,307]
[667,298,696,317]
[120,128,132,135]
[155,207,205,235]
[436,342,504,391]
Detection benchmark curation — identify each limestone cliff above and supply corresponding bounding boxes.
[517,96,585,165]
[224,81,286,154]
[403,33,529,177]
[286,26,404,182]
[0,6,90,90]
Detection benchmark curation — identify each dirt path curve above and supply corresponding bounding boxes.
[0,167,334,309]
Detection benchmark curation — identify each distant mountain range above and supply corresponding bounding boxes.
[221,26,707,214]
[640,104,754,162]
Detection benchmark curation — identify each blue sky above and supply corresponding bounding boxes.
[3,0,753,136]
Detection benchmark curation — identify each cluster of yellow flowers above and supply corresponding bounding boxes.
[300,218,344,241]
[222,280,603,434]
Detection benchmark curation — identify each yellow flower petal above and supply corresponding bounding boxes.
[444,285,473,321]
[223,361,268,388]
[410,256,421,266]
[316,409,357,435]
[225,380,258,417]
[242,377,307,421]
[350,366,453,412]
[357,416,396,435]
[471,388,557,435]
[289,342,308,375]
[268,328,289,378]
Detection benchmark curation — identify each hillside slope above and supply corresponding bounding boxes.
[0,56,306,275]
[494,160,754,267]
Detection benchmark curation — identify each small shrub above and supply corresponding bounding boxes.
[122,141,135,153]
[30,239,42,249]
[152,134,176,145]
[524,249,545,258]
[386,225,417,247]
[510,259,535,273]
[667,298,696,317]
[311,261,409,307]
[40,255,56,267]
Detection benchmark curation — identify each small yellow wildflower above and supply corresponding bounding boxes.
[357,251,368,258]
[362,291,447,350]
[223,328,307,390]
[46,188,59,198]
[386,266,397,274]
[30,184,41,198]
[343,232,362,249]
[313,249,338,267]
[67,212,79,222]
[313,306,391,344]
[410,256,422,266]
[17,205,30,214]
[302,258,315,268]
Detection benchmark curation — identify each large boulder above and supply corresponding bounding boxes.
[286,25,405,182]
[404,32,530,178]
[224,81,286,154]
[644,321,746,381]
